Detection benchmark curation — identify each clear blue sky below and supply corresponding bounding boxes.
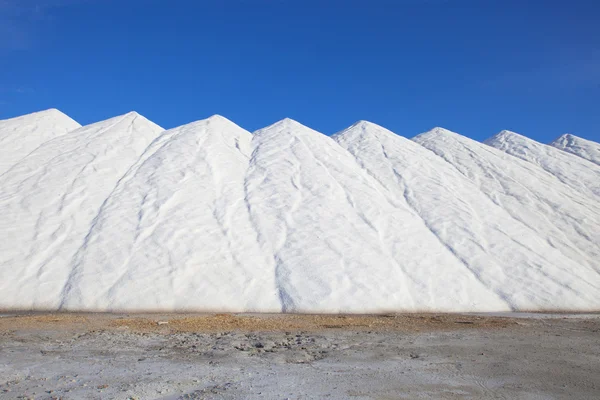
[1,0,599,143]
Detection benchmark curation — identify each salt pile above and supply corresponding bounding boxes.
[1,109,598,312]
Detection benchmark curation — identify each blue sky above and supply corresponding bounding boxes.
[1,0,598,143]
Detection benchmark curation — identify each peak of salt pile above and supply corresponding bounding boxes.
[0,109,81,175]
[484,130,600,198]
[551,133,600,166]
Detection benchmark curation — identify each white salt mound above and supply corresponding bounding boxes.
[1,109,599,312]
[0,112,164,309]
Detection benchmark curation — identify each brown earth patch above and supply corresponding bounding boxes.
[0,312,516,333]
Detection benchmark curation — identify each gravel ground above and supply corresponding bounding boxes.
[1,313,599,399]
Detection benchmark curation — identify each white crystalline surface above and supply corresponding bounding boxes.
[1,110,599,312]
[551,133,600,167]
[244,119,504,312]
[60,116,281,312]
[414,128,600,277]
[337,122,600,311]
[0,109,81,175]
[485,130,600,198]
[0,112,164,309]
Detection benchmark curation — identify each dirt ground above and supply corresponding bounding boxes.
[1,312,599,399]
